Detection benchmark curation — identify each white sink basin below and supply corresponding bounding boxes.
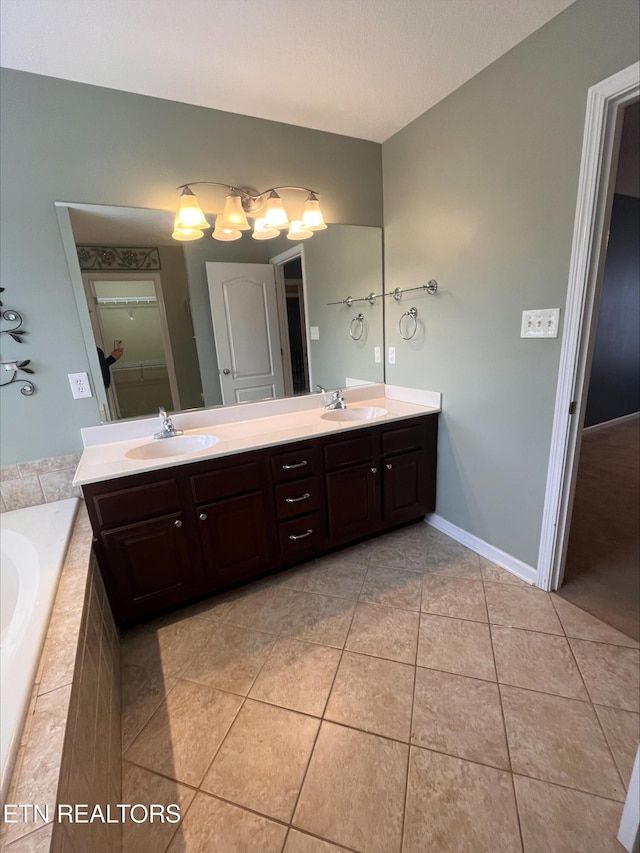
[125,434,218,460]
[321,406,388,423]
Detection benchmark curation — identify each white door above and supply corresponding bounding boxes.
[206,262,285,404]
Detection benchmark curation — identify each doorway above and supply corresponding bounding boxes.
[557,180,639,640]
[271,244,312,397]
[281,257,310,396]
[538,63,639,638]
[82,272,181,418]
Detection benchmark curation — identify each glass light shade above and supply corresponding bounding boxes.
[172,227,204,241]
[286,220,313,241]
[172,216,205,241]
[263,192,289,229]
[252,218,279,240]
[212,217,242,241]
[175,188,210,230]
[301,194,327,231]
[217,194,251,230]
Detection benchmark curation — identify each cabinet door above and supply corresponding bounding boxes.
[326,463,381,543]
[382,450,429,525]
[197,491,271,590]
[102,513,193,622]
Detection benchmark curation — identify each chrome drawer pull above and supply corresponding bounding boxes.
[385,463,393,470]
[199,513,207,521]
[289,529,313,540]
[282,460,308,470]
[285,492,311,504]
[371,467,378,473]
[174,519,183,527]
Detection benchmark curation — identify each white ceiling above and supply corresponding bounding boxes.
[1,0,575,142]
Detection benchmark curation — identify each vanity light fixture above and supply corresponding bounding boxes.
[172,183,327,242]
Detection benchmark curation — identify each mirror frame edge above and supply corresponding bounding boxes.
[54,202,112,422]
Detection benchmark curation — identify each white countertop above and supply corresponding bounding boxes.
[73,384,441,486]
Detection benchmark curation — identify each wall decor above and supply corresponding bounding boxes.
[76,246,161,271]
[0,288,36,395]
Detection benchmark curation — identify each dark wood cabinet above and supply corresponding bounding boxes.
[196,491,271,586]
[101,512,193,622]
[382,450,426,525]
[326,463,381,542]
[83,413,438,624]
[271,441,328,560]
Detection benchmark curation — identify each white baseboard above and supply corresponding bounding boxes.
[425,513,538,586]
[583,411,639,433]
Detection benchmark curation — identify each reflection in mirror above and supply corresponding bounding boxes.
[63,204,384,419]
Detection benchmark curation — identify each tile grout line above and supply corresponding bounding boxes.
[480,566,526,853]
[398,543,425,853]
[280,560,367,850]
[550,594,632,794]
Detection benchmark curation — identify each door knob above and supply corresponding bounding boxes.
[222,368,231,375]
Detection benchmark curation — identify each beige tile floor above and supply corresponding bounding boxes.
[120,523,640,853]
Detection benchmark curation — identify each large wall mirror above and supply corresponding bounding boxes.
[56,203,384,421]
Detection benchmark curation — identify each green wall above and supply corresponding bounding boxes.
[0,70,382,464]
[382,0,640,566]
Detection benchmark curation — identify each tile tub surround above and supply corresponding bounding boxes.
[0,454,82,512]
[120,522,639,853]
[1,509,121,852]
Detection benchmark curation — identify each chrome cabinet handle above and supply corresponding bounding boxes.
[174,519,183,527]
[282,460,308,470]
[385,463,393,470]
[285,492,311,504]
[371,467,378,473]
[199,513,207,521]
[289,529,313,540]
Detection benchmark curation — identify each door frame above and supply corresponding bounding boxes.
[270,244,313,394]
[537,62,639,592]
[81,271,182,415]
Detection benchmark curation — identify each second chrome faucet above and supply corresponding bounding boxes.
[325,390,346,410]
[154,406,184,439]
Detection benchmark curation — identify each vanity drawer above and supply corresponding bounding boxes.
[271,445,319,482]
[324,432,375,470]
[381,422,426,456]
[92,479,181,528]
[274,476,323,521]
[278,512,325,559]
[190,460,262,504]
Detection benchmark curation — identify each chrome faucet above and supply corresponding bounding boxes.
[154,406,183,439]
[325,389,347,410]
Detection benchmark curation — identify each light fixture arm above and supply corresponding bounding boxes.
[176,182,321,214]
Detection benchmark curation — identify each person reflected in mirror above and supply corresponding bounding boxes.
[97,343,124,389]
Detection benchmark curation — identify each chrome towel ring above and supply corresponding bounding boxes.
[350,313,365,340]
[399,307,419,340]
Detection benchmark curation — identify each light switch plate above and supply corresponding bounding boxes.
[521,308,560,338]
[374,346,381,363]
[68,372,93,399]
[310,326,320,340]
[388,347,396,364]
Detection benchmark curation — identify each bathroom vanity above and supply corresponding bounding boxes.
[75,386,440,625]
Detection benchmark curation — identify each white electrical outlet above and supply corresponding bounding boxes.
[388,347,396,365]
[68,372,93,399]
[521,309,560,338]
[310,326,320,340]
[374,346,381,363]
